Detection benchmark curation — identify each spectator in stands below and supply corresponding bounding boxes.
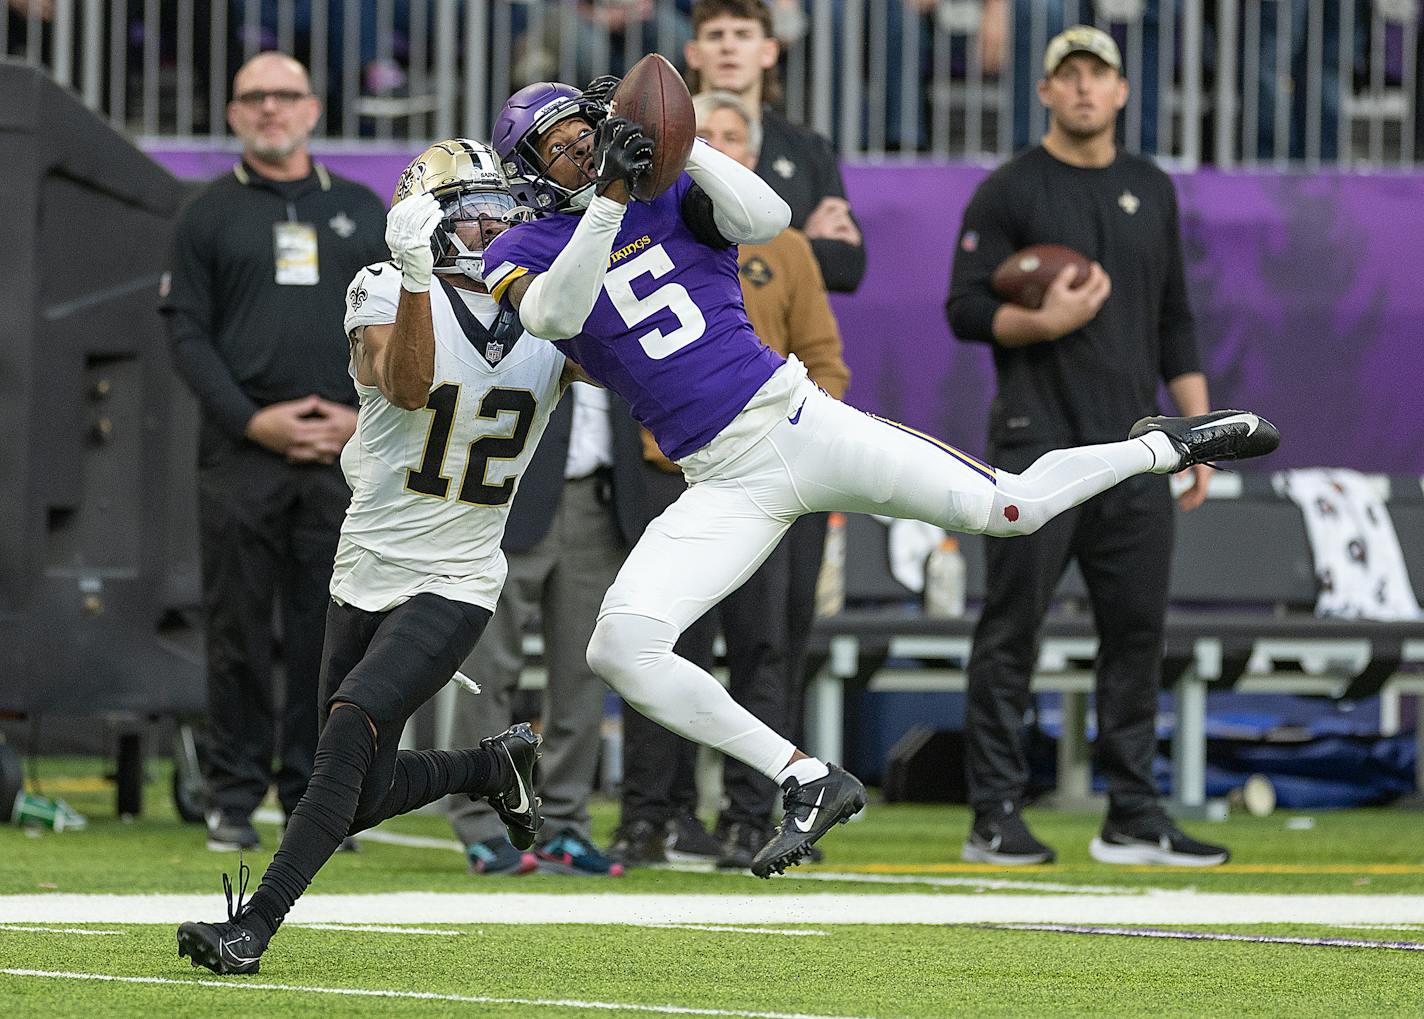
[160,52,387,852]
[445,378,644,878]
[609,89,850,870]
[684,0,865,294]
[979,0,1167,154]
[512,1,694,91]
[947,26,1229,867]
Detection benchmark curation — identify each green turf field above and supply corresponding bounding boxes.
[4,759,1424,1017]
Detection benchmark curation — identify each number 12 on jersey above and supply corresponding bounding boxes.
[405,382,536,506]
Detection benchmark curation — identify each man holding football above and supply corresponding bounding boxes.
[948,26,1231,867]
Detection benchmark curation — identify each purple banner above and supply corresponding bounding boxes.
[148,147,1424,472]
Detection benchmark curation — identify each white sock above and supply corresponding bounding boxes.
[774,757,829,787]
[1139,431,1184,474]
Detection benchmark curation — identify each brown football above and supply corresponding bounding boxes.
[609,53,696,202]
[990,243,1091,309]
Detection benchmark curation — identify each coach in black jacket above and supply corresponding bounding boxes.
[446,388,644,875]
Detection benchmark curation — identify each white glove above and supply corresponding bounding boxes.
[385,193,442,293]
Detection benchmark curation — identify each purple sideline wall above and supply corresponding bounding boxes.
[148,148,1424,473]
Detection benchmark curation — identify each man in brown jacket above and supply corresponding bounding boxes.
[610,90,851,870]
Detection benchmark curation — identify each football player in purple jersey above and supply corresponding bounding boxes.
[480,79,1280,878]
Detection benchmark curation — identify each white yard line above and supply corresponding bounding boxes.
[647,924,828,937]
[0,926,124,936]
[0,969,873,1019]
[6,892,1424,926]
[291,923,467,936]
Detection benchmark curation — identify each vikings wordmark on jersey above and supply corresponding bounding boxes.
[482,173,782,461]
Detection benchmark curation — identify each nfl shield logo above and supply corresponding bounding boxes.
[484,340,504,365]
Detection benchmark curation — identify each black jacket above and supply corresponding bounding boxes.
[161,161,387,442]
[947,146,1199,449]
[757,109,866,294]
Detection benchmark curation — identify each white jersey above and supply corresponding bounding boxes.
[334,262,566,613]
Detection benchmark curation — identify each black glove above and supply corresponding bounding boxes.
[592,116,654,197]
[581,74,621,109]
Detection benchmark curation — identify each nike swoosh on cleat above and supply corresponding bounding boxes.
[1192,412,1258,435]
[219,937,258,964]
[788,399,806,426]
[504,748,531,815]
[792,789,826,833]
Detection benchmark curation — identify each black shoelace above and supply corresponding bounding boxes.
[222,854,252,923]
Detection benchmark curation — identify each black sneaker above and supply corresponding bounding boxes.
[176,860,269,975]
[479,723,542,851]
[750,764,866,879]
[664,812,724,865]
[1090,808,1230,867]
[205,812,260,853]
[1130,410,1280,471]
[715,821,769,871]
[962,802,1056,865]
[466,835,537,876]
[608,819,668,868]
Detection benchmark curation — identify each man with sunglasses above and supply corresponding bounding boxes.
[177,138,579,975]
[162,52,387,855]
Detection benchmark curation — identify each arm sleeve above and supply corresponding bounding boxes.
[683,139,791,244]
[1157,181,1201,382]
[504,196,627,340]
[945,172,1019,344]
[783,232,850,398]
[160,203,260,438]
[808,140,867,294]
[679,183,733,250]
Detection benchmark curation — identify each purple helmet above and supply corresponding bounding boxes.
[492,81,607,215]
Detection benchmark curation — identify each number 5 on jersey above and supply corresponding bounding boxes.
[604,243,706,359]
[405,383,536,506]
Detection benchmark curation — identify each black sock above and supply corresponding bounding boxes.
[349,747,501,836]
[243,705,374,938]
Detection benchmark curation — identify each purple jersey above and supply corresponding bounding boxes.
[482,174,783,459]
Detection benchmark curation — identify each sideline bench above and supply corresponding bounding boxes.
[805,472,1424,811]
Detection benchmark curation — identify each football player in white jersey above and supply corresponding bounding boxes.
[178,140,576,976]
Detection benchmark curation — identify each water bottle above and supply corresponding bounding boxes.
[923,536,967,618]
[815,512,847,617]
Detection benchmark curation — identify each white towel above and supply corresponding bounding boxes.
[873,516,946,593]
[1274,468,1423,620]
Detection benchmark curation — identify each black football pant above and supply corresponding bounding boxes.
[245,593,495,937]
[965,444,1174,820]
[197,441,348,821]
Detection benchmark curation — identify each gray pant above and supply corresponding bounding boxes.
[447,475,627,848]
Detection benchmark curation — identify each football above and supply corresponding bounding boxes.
[989,243,1091,310]
[609,53,696,202]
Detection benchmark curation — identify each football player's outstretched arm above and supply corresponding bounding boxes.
[683,139,790,245]
[374,194,445,408]
[509,118,651,339]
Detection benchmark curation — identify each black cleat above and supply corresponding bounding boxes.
[176,860,268,975]
[1130,410,1280,471]
[608,819,668,868]
[480,722,543,851]
[750,764,866,879]
[962,802,1056,865]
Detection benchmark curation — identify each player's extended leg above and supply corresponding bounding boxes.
[777,383,1233,536]
[177,595,540,975]
[587,468,866,878]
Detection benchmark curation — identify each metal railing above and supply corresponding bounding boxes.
[3,0,1417,167]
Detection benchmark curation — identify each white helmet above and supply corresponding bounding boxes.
[392,138,533,285]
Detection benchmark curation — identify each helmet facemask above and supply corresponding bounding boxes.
[432,188,535,287]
